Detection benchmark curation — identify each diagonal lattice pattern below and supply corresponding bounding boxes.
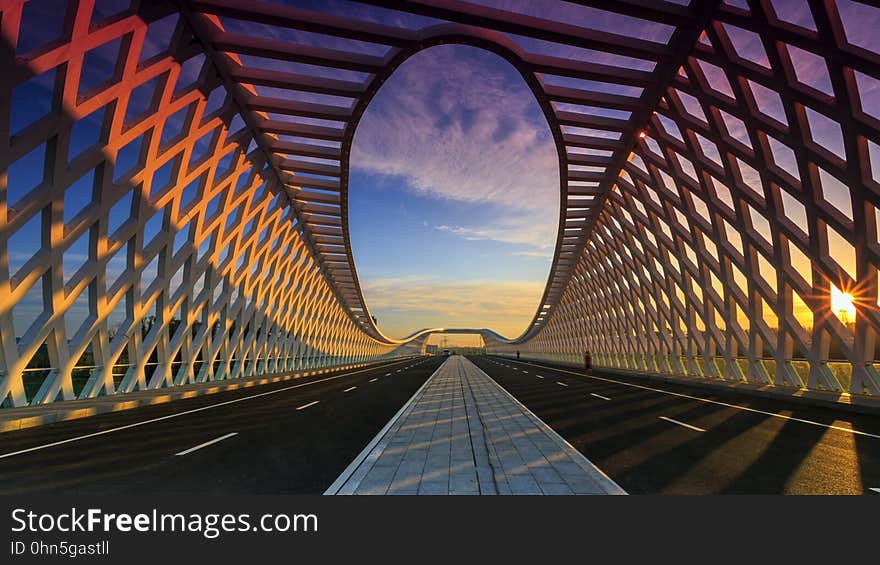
[0,0,409,407]
[1,0,879,408]
[177,0,711,343]
[490,0,880,395]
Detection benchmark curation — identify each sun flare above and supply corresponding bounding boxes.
[830,285,856,323]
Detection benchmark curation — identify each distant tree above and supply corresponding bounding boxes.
[168,318,182,339]
[141,315,157,339]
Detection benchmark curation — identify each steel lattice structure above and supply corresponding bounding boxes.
[1,0,879,408]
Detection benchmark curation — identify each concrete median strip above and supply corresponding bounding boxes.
[326,356,625,495]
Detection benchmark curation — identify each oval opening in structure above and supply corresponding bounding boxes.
[349,44,560,341]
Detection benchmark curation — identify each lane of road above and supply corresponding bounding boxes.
[0,356,444,495]
[469,355,880,494]
[4,352,877,495]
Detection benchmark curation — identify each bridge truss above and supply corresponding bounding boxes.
[1,0,879,407]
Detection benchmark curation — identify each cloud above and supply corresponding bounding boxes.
[362,276,545,339]
[510,250,554,259]
[350,45,560,221]
[434,212,556,249]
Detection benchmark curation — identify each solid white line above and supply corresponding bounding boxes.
[659,416,706,432]
[369,378,378,382]
[296,400,320,411]
[0,358,418,460]
[556,381,569,387]
[175,432,238,456]
[591,393,611,401]
[343,386,357,393]
[500,358,880,440]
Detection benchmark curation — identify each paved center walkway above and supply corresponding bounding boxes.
[326,355,625,495]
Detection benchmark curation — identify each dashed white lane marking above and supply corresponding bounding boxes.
[503,359,880,440]
[385,373,392,376]
[591,393,611,401]
[536,375,545,379]
[556,382,569,387]
[659,416,705,432]
[343,386,357,393]
[369,378,378,383]
[869,488,880,494]
[0,358,418,461]
[522,371,529,374]
[175,432,238,456]
[296,401,320,411]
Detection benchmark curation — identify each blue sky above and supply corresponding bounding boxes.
[348,45,558,339]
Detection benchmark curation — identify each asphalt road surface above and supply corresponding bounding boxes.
[469,355,880,494]
[0,356,444,495]
[3,353,878,494]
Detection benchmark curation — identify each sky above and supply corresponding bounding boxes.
[348,45,558,340]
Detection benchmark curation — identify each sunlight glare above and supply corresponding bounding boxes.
[830,284,856,324]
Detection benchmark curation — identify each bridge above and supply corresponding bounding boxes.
[1,0,879,495]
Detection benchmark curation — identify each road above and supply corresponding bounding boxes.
[0,356,444,495]
[468,355,880,494]
[2,352,878,494]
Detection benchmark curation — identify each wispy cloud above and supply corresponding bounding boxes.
[434,211,556,249]
[510,250,554,259]
[351,45,559,222]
